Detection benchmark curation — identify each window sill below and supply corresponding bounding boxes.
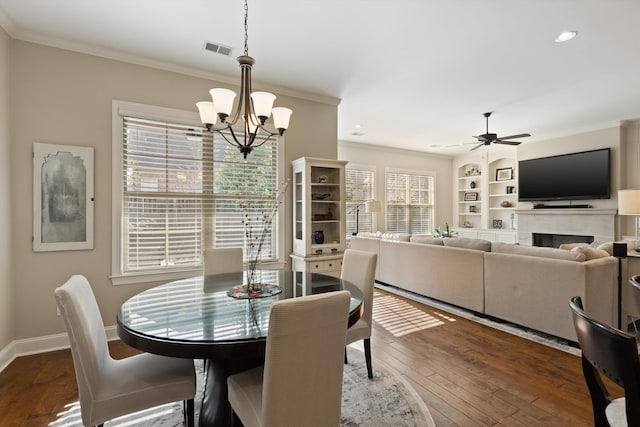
[111,268,202,286]
[110,261,287,286]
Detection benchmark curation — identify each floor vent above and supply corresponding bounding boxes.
[203,41,232,56]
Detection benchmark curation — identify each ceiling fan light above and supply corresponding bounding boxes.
[555,30,577,43]
[209,88,236,117]
[272,107,293,132]
[251,91,276,122]
[196,101,217,125]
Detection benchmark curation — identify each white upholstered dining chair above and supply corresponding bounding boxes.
[54,275,196,427]
[227,290,351,427]
[203,247,244,275]
[342,248,378,378]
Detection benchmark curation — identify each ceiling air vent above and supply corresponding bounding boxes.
[203,41,232,57]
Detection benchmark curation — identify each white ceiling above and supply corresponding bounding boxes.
[1,0,639,156]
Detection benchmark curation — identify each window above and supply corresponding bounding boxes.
[345,166,375,235]
[112,101,283,284]
[385,169,434,234]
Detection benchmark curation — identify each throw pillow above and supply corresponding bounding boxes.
[381,233,411,242]
[597,242,613,255]
[559,243,589,250]
[570,246,611,260]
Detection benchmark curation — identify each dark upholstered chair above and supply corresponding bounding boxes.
[570,295,640,427]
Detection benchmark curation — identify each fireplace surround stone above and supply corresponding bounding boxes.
[516,208,616,246]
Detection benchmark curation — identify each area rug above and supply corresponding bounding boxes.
[51,346,435,426]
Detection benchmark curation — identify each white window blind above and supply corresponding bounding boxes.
[121,116,278,274]
[386,171,434,234]
[346,167,375,235]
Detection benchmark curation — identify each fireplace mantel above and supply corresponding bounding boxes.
[516,208,617,246]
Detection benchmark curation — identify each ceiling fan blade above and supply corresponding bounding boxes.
[496,133,530,141]
[470,143,484,151]
[495,140,521,146]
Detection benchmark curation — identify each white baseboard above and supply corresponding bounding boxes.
[0,341,15,373]
[0,326,119,373]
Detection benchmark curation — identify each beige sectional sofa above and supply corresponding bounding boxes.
[350,234,618,341]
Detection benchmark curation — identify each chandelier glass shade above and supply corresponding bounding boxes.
[196,0,292,158]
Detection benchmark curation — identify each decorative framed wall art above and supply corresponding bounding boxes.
[496,167,513,181]
[33,142,94,252]
[464,192,478,201]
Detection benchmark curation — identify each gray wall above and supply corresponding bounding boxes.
[0,27,13,350]
[9,40,339,341]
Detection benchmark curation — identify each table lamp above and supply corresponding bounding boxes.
[618,189,640,249]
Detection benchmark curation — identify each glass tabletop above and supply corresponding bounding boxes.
[117,270,363,346]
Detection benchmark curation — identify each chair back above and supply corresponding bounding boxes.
[341,249,377,329]
[624,275,640,329]
[261,291,350,426]
[203,247,243,275]
[54,275,110,425]
[569,295,640,426]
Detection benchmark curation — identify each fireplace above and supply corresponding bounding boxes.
[516,208,616,246]
[532,233,594,248]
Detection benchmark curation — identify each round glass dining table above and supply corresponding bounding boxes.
[117,270,363,427]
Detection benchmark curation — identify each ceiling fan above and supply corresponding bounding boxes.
[469,112,530,151]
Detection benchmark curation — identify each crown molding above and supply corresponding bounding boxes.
[0,8,15,35]
[9,29,341,107]
[338,139,454,160]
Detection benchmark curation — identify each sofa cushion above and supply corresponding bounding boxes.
[491,242,586,261]
[443,237,491,252]
[570,246,611,260]
[410,235,444,245]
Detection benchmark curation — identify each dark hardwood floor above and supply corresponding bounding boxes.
[0,287,621,426]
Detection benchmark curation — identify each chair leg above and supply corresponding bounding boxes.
[344,348,348,364]
[184,399,195,427]
[364,338,373,379]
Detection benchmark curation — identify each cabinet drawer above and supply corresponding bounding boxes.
[309,259,343,273]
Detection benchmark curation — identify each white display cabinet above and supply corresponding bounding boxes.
[291,157,347,277]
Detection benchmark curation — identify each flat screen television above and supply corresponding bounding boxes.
[518,148,611,202]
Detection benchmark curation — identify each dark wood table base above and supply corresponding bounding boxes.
[200,356,264,427]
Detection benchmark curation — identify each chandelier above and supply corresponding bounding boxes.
[196,0,292,158]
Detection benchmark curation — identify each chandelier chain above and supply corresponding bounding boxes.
[243,0,249,56]
[196,0,291,159]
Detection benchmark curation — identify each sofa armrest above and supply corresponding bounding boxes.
[484,253,617,341]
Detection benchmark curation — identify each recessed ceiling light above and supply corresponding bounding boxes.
[351,132,365,136]
[555,31,578,43]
